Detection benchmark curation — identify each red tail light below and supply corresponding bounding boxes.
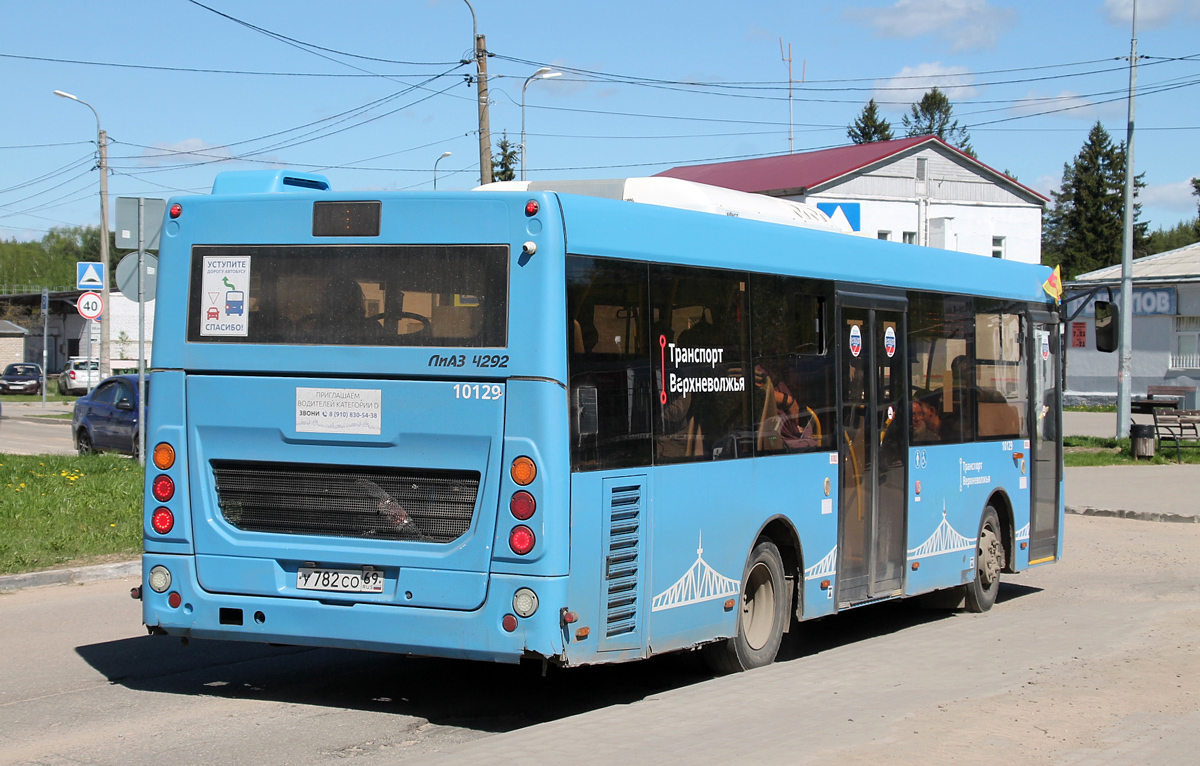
[509,525,535,555]
[152,475,175,502]
[69,370,76,380]
[510,491,536,520]
[151,507,174,534]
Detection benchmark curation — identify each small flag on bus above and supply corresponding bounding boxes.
[1042,265,1063,304]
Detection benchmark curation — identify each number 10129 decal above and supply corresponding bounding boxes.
[454,383,503,400]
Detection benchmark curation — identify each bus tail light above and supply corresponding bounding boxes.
[168,592,182,608]
[510,491,535,520]
[151,507,174,534]
[148,565,172,593]
[153,442,176,470]
[169,203,182,219]
[151,475,175,502]
[509,525,535,555]
[502,614,518,632]
[512,588,538,617]
[510,456,537,486]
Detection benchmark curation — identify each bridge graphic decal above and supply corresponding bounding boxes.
[804,545,838,579]
[1015,523,1030,541]
[651,533,740,612]
[907,505,977,560]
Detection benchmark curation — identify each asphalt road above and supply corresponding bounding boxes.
[0,405,75,455]
[2,514,1197,765]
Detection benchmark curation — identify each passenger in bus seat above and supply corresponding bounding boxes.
[912,397,942,443]
[320,276,384,341]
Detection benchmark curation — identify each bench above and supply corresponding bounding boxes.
[1152,408,1200,463]
[1147,384,1196,407]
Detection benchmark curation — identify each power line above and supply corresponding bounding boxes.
[0,52,451,77]
[183,0,463,66]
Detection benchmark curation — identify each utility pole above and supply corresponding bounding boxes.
[1116,0,1138,439]
[98,127,111,380]
[463,1,492,185]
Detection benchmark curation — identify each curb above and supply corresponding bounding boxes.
[0,558,141,594]
[1066,506,1200,524]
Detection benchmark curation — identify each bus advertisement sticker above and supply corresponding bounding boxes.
[884,325,897,357]
[296,387,383,435]
[849,324,862,357]
[200,255,251,336]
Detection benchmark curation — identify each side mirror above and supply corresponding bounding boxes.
[1094,300,1118,353]
[115,397,134,411]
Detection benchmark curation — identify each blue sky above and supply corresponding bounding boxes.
[2,0,1198,243]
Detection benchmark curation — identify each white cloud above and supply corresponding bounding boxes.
[1101,0,1200,29]
[1029,173,1063,199]
[846,0,1016,51]
[1142,179,1200,211]
[874,62,979,107]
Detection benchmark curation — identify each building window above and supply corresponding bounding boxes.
[877,230,891,241]
[991,236,1005,259]
[1173,316,1200,369]
[915,158,927,181]
[902,231,917,245]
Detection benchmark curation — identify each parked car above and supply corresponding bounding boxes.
[73,374,147,457]
[0,363,43,395]
[58,358,100,395]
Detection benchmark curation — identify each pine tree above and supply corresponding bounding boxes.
[1042,121,1147,279]
[901,88,974,156]
[847,99,894,144]
[1193,177,1200,237]
[491,131,519,182]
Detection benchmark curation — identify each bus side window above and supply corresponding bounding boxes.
[750,274,834,454]
[566,256,653,472]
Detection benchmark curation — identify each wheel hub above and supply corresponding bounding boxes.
[978,526,1002,586]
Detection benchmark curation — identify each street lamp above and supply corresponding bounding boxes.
[54,89,111,383]
[433,151,452,190]
[521,67,561,181]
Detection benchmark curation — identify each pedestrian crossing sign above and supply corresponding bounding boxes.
[77,261,105,290]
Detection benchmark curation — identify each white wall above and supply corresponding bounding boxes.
[800,193,1042,264]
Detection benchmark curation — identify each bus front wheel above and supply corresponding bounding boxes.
[965,506,1004,613]
[703,538,788,674]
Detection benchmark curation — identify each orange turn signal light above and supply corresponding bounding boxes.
[153,442,175,470]
[510,456,537,486]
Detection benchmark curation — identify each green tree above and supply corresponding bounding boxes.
[491,131,519,182]
[1042,122,1147,279]
[847,99,894,144]
[1144,219,1199,256]
[901,87,974,157]
[0,225,107,289]
[1193,177,1200,236]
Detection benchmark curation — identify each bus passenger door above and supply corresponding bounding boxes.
[1028,316,1061,563]
[837,296,908,605]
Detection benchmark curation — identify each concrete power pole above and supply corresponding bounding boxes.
[98,128,111,380]
[1116,1,1138,438]
[475,33,493,185]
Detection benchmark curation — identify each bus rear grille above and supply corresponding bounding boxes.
[212,462,479,543]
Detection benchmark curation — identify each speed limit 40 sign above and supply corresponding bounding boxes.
[77,291,104,320]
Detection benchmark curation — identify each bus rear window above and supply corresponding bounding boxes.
[188,245,508,347]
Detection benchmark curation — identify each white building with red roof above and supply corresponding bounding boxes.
[656,136,1048,264]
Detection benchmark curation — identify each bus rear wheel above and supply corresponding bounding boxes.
[703,538,788,674]
[965,506,1004,613]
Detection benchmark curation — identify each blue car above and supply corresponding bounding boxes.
[72,374,147,457]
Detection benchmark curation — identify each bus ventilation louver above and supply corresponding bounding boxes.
[211,462,479,543]
[604,484,643,638]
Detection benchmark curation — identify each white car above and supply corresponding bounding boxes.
[58,359,100,395]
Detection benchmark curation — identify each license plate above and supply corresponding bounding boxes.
[296,567,384,593]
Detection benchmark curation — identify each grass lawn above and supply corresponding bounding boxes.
[0,453,143,576]
[1063,435,1200,466]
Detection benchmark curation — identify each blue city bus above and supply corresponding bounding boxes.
[141,169,1070,672]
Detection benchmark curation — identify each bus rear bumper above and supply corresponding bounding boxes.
[140,553,566,664]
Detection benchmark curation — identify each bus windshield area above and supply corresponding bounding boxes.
[187,244,509,347]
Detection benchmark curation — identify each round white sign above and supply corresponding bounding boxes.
[77,291,104,320]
